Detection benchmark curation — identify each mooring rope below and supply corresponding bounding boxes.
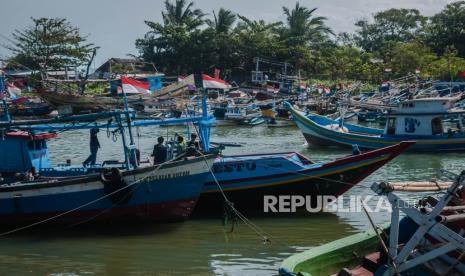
[196,150,289,246]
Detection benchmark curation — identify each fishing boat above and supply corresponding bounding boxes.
[37,88,146,113]
[280,170,465,276]
[261,103,296,128]
[287,98,465,151]
[195,141,414,214]
[224,104,263,125]
[0,85,217,226]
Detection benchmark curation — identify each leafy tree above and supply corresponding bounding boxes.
[424,1,465,57]
[354,9,426,53]
[429,47,465,80]
[389,42,436,78]
[5,17,95,70]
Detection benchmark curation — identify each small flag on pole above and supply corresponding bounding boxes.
[121,76,151,94]
[202,74,231,90]
[6,82,21,99]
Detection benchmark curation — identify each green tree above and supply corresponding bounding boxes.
[389,42,436,78]
[207,8,236,34]
[354,9,426,53]
[136,0,207,74]
[281,3,333,42]
[429,47,465,80]
[5,17,95,70]
[424,1,465,57]
[206,8,237,76]
[234,16,283,73]
[161,0,205,29]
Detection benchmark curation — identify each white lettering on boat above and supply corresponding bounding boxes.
[140,171,190,183]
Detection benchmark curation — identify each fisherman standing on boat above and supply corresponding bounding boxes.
[152,136,167,164]
[83,128,100,167]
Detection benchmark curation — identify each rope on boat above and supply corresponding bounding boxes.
[0,157,178,237]
[197,149,283,246]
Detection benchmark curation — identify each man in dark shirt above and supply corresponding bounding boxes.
[152,136,167,164]
[187,133,200,150]
[83,128,100,167]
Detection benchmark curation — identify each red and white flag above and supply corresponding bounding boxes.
[299,82,307,90]
[202,74,231,90]
[178,75,185,82]
[121,76,151,94]
[7,83,21,99]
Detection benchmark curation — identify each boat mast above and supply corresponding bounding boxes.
[198,90,210,152]
[120,89,137,169]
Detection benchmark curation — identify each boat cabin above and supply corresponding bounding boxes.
[383,98,464,136]
[0,131,55,174]
[225,106,246,120]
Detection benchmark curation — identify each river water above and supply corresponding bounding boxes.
[1,124,464,275]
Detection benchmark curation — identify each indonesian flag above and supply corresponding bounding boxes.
[121,76,151,94]
[202,74,231,90]
[7,83,21,99]
[299,82,307,90]
[178,75,185,82]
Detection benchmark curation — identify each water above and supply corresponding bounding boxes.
[1,124,465,275]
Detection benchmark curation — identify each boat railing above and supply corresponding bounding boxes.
[371,170,465,275]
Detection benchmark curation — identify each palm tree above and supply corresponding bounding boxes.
[237,15,282,34]
[161,0,205,30]
[208,8,236,34]
[281,2,333,43]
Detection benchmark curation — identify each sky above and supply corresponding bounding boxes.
[0,0,456,69]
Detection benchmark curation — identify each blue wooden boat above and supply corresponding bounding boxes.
[286,98,465,152]
[0,78,217,227]
[196,141,413,214]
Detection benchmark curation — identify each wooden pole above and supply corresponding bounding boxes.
[361,200,400,276]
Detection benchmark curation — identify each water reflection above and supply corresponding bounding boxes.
[1,125,463,275]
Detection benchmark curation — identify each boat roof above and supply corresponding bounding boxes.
[5,131,57,140]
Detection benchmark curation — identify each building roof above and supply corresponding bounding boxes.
[94,58,158,74]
